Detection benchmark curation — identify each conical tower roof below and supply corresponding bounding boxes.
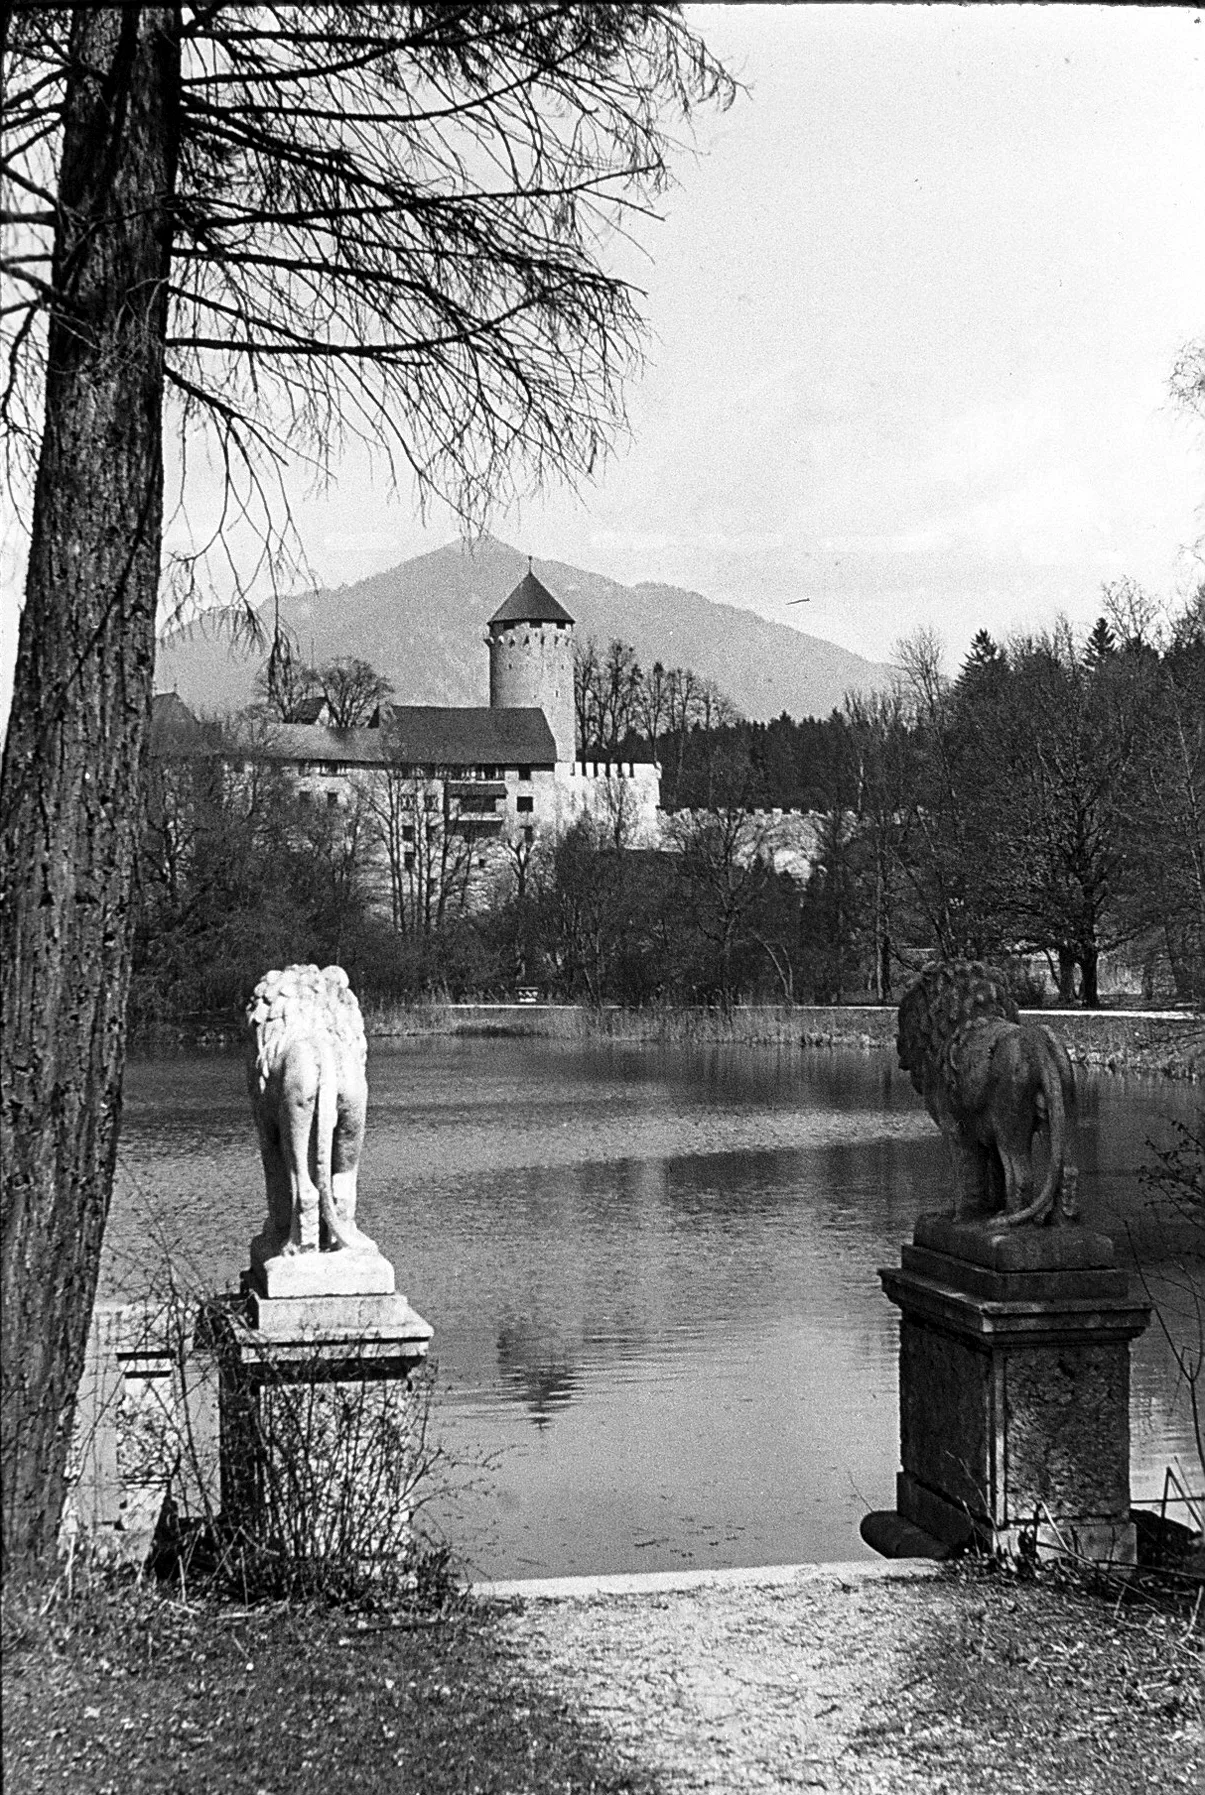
[488,569,574,627]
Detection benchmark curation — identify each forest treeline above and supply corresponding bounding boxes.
[132,583,1205,1021]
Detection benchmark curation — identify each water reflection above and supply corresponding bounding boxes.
[109,1037,1201,1578]
[496,1319,579,1429]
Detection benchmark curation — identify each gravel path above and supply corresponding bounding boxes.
[484,1563,1203,1795]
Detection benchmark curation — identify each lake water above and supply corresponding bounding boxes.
[106,1037,1202,1579]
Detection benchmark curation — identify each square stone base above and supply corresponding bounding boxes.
[878,1218,1150,1565]
[249,1241,396,1298]
[213,1296,434,1538]
[895,1472,1139,1566]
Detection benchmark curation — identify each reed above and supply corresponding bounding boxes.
[362,999,901,1049]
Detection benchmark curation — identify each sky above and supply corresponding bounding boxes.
[2,4,1203,717]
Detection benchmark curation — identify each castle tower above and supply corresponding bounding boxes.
[487,568,576,764]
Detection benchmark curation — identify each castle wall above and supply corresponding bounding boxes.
[555,760,662,847]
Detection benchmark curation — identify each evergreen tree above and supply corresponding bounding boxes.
[1084,616,1118,669]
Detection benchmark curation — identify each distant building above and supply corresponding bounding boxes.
[151,570,661,917]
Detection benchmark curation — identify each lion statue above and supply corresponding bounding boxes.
[245,963,375,1258]
[896,960,1076,1227]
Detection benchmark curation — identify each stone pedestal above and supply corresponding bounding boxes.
[249,1234,397,1298]
[875,1216,1150,1565]
[210,1252,433,1558]
[66,1301,221,1561]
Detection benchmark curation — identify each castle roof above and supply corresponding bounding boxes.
[149,691,218,754]
[149,698,558,768]
[235,706,556,769]
[377,704,556,766]
[488,570,574,627]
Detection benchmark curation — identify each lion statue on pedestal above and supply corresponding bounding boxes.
[245,963,375,1257]
[896,960,1076,1227]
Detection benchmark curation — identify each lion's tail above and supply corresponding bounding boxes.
[1005,1027,1067,1228]
[314,1041,349,1249]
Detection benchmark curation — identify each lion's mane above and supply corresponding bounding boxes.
[896,959,1019,1114]
[245,963,367,1090]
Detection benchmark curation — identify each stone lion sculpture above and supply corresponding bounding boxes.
[245,963,375,1257]
[896,960,1076,1227]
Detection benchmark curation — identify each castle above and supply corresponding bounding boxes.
[152,569,662,913]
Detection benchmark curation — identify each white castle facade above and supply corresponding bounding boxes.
[153,569,663,919]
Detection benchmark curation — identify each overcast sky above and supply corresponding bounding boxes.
[2,4,1203,717]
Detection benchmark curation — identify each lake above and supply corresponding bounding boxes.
[106,1036,1201,1578]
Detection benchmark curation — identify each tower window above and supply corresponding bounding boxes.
[517,795,533,814]
[518,766,532,781]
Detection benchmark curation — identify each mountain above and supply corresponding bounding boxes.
[155,537,892,722]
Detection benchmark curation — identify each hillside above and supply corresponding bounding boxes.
[155,537,892,722]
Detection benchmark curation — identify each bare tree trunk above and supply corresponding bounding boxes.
[1056,946,1077,1005]
[1079,942,1100,1010]
[0,6,179,1575]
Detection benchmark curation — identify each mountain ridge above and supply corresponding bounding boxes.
[155,537,893,721]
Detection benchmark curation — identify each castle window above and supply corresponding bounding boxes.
[516,795,533,814]
[326,790,339,808]
[402,825,414,843]
[518,766,532,782]
[523,825,534,844]
[404,851,414,872]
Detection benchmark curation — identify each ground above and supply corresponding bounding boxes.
[3,1561,1200,1794]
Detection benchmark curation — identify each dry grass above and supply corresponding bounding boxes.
[1,1571,661,1795]
[4,1560,1200,1795]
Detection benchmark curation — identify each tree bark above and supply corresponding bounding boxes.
[0,6,179,1575]
[1078,942,1100,1010]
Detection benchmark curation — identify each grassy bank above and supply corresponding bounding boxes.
[363,999,1203,1078]
[4,1562,1200,1795]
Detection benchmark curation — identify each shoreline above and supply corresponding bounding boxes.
[131,1000,1204,1078]
[365,1000,1203,1079]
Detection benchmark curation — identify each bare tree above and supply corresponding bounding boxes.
[663,804,773,1010]
[891,627,986,958]
[503,828,539,907]
[1101,577,1161,656]
[252,636,321,720]
[0,3,733,1572]
[844,687,916,1003]
[638,659,672,763]
[693,676,740,809]
[357,761,474,937]
[575,635,647,757]
[573,636,602,759]
[315,658,394,731]
[597,638,643,756]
